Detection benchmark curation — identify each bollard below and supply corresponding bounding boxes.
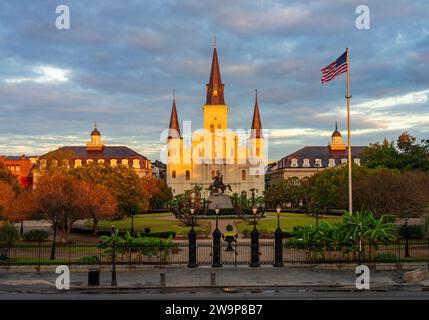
[88,267,100,286]
[210,272,216,286]
[160,272,166,288]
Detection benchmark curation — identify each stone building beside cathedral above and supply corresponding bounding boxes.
[166,46,266,198]
[35,126,152,181]
[265,123,365,188]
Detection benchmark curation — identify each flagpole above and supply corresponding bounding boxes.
[346,48,352,214]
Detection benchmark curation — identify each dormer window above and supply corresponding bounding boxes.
[328,158,336,167]
[341,158,347,164]
[291,158,298,167]
[354,158,361,166]
[303,159,310,167]
[315,159,322,167]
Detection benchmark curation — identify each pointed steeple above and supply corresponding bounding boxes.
[168,92,181,139]
[251,89,263,138]
[206,46,225,105]
[332,120,341,137]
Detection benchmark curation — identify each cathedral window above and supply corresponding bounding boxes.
[185,170,190,180]
[241,170,246,181]
[172,170,176,178]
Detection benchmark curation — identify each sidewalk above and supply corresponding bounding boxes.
[0,265,424,292]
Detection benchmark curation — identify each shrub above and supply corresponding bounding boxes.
[23,230,49,242]
[80,255,100,264]
[0,223,19,244]
[204,207,255,216]
[96,229,176,239]
[374,252,399,263]
[397,224,424,239]
[383,215,396,223]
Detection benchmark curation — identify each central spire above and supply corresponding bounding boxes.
[251,89,263,138]
[206,46,225,105]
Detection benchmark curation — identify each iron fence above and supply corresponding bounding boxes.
[0,238,428,266]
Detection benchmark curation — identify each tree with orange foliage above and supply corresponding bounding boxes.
[34,173,87,243]
[80,181,117,234]
[141,176,172,210]
[34,173,118,242]
[0,181,16,224]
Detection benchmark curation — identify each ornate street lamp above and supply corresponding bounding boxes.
[250,206,260,267]
[404,210,410,258]
[111,225,117,286]
[188,207,198,268]
[212,206,222,267]
[274,205,283,267]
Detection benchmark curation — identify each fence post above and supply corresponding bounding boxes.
[427,238,429,260]
[398,239,401,262]
[69,242,72,265]
[8,241,11,266]
[38,241,41,268]
[99,241,102,265]
[274,230,283,267]
[187,227,197,268]
[250,225,260,267]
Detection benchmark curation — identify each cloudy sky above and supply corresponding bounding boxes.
[0,0,428,161]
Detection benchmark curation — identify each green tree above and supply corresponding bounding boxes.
[362,132,429,171]
[69,163,148,218]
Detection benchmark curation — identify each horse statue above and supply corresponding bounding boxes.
[208,174,232,195]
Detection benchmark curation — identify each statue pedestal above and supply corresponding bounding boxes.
[207,194,233,210]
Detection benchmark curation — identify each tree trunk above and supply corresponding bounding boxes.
[92,219,99,235]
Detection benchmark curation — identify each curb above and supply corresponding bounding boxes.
[1,262,427,272]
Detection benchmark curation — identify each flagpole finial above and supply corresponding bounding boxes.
[94,121,97,129]
[335,120,338,131]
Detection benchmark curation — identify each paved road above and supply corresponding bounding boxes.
[1,287,429,300]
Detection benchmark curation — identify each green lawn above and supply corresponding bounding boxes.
[236,213,343,233]
[88,213,211,236]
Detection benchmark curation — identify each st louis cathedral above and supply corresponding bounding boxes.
[166,46,266,199]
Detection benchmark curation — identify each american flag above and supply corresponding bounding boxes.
[321,51,348,84]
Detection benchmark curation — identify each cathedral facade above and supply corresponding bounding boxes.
[165,47,266,199]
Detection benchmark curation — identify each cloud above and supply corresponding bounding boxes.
[4,65,70,84]
[0,0,429,161]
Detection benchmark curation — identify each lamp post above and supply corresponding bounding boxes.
[111,225,117,286]
[188,207,198,268]
[212,206,222,267]
[250,206,260,267]
[50,217,57,260]
[131,214,134,236]
[274,205,283,267]
[404,210,410,258]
